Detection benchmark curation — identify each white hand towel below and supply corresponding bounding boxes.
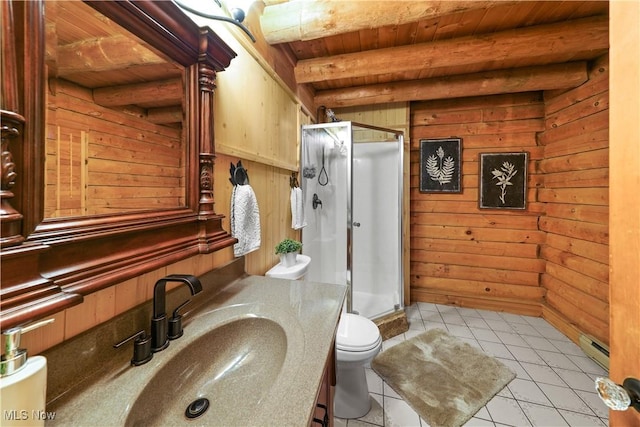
[231,184,261,257]
[290,187,307,230]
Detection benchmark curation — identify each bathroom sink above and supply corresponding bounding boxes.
[45,275,346,426]
[125,317,288,426]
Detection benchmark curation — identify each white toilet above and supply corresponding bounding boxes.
[265,255,382,419]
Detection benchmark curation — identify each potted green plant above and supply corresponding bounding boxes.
[275,238,302,267]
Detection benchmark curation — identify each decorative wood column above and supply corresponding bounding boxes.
[1,0,25,248]
[198,63,217,218]
[194,28,238,253]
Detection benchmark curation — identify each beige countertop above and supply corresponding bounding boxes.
[45,269,346,427]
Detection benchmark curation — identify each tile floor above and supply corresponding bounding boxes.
[334,302,610,427]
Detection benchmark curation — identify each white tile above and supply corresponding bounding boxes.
[495,331,529,347]
[485,319,516,333]
[549,339,585,356]
[382,336,405,352]
[486,396,532,426]
[500,312,530,325]
[508,378,552,406]
[463,417,495,427]
[566,355,608,376]
[509,323,543,337]
[506,345,546,365]
[519,362,566,387]
[520,402,569,427]
[417,302,438,312]
[442,312,467,326]
[479,341,515,360]
[383,396,421,427]
[446,324,475,339]
[366,368,383,395]
[497,386,514,399]
[383,380,402,400]
[537,383,595,414]
[436,304,459,314]
[574,390,609,419]
[521,335,558,352]
[465,317,492,330]
[519,401,569,426]
[535,325,570,341]
[356,393,384,426]
[471,328,502,343]
[496,358,531,381]
[421,311,444,323]
[408,318,426,331]
[423,321,447,332]
[477,310,504,321]
[537,350,581,371]
[474,406,492,421]
[554,367,597,392]
[457,307,482,318]
[558,409,606,427]
[405,329,427,340]
[524,316,553,329]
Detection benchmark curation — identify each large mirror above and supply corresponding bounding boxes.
[0,0,237,330]
[44,1,186,218]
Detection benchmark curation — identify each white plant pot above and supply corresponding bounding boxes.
[280,252,298,267]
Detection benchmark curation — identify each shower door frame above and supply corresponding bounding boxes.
[300,121,404,318]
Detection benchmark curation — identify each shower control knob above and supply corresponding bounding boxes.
[353,222,361,227]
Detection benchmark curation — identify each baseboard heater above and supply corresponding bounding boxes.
[579,334,609,371]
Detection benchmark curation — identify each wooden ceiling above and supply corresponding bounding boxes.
[259,1,609,109]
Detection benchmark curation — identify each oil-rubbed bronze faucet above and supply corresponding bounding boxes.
[150,274,202,353]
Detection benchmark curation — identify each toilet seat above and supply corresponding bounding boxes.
[336,313,381,352]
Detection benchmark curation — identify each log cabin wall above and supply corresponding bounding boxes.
[410,93,547,317]
[539,55,610,345]
[409,55,610,345]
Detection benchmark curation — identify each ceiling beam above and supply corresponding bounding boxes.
[261,1,519,44]
[57,35,166,75]
[314,62,588,108]
[93,79,182,107]
[295,15,608,84]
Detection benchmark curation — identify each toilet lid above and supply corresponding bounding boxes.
[336,313,381,352]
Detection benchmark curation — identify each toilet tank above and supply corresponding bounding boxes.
[265,255,311,280]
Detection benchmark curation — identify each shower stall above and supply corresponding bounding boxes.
[300,121,403,320]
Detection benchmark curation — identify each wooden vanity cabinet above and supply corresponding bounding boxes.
[0,1,237,330]
[311,342,336,427]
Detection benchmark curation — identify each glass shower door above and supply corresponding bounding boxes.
[350,125,403,319]
[301,122,403,320]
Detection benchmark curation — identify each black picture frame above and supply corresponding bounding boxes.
[419,138,462,193]
[479,152,528,210]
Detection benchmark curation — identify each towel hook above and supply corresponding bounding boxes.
[290,172,299,188]
[229,160,249,186]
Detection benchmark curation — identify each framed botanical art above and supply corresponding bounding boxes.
[479,152,528,210]
[419,138,462,193]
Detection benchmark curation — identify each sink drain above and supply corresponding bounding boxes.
[185,397,210,419]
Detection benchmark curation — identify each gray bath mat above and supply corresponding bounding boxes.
[371,328,516,427]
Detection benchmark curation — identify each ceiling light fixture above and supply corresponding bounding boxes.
[173,0,256,43]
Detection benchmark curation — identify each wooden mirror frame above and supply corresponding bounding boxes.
[0,1,237,330]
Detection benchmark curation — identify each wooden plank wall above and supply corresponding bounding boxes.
[539,55,610,345]
[409,93,546,316]
[45,78,184,218]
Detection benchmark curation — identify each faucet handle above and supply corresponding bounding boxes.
[168,300,191,340]
[114,330,153,366]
